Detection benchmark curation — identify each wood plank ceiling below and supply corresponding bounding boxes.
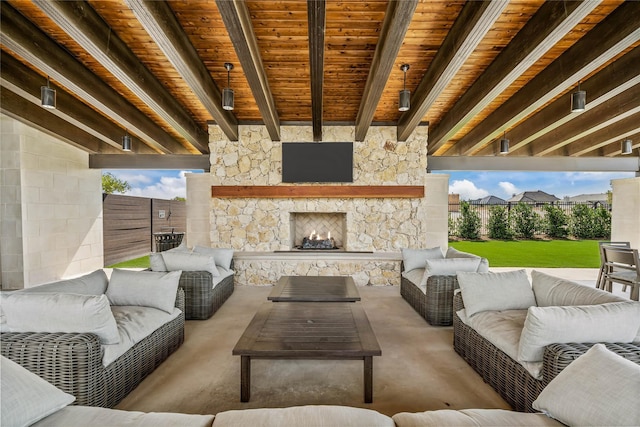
[1,0,639,162]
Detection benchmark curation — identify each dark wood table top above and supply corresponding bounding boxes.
[232,302,381,358]
[268,275,360,302]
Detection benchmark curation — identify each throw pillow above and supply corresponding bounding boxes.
[419,258,482,288]
[3,293,120,344]
[518,301,640,362]
[193,246,234,270]
[161,251,219,277]
[401,247,444,272]
[531,270,626,307]
[149,252,167,272]
[106,269,181,314]
[457,270,535,318]
[533,344,640,426]
[1,356,75,427]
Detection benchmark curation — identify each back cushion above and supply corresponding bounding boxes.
[3,293,120,344]
[107,269,182,314]
[532,270,626,307]
[192,246,234,270]
[401,247,444,272]
[19,270,109,296]
[161,252,219,277]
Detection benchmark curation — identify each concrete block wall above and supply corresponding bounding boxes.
[0,115,104,289]
[611,176,640,250]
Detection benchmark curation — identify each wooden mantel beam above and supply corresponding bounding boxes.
[307,0,326,141]
[211,185,425,199]
[396,0,507,142]
[354,0,418,142]
[34,0,210,154]
[127,0,239,141]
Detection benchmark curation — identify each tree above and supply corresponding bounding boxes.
[542,204,568,238]
[458,201,481,240]
[173,196,186,202]
[102,172,131,194]
[512,202,539,239]
[488,205,513,240]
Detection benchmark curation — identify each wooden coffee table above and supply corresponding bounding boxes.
[232,302,381,402]
[268,275,360,302]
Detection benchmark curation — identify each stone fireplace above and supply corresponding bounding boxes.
[199,124,448,286]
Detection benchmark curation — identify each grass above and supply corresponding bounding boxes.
[107,240,603,269]
[449,239,601,268]
[106,256,150,269]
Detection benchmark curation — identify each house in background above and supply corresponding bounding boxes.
[469,195,507,205]
[507,191,560,204]
[564,193,609,204]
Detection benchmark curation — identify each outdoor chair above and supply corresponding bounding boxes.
[596,241,630,290]
[601,245,640,301]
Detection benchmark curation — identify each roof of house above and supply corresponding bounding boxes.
[507,190,560,203]
[469,195,507,205]
[564,193,608,203]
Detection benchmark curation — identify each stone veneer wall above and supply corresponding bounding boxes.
[0,115,104,289]
[208,125,429,252]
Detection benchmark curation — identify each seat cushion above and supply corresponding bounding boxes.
[393,409,563,427]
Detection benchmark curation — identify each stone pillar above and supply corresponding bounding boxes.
[186,173,213,248]
[424,173,450,250]
[611,176,640,249]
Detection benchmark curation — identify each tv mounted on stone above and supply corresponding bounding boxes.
[281,142,353,183]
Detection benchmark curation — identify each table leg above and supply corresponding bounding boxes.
[241,355,251,402]
[364,356,373,403]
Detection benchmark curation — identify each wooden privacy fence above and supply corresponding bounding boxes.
[103,194,186,266]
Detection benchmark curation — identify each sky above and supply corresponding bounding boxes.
[103,169,635,201]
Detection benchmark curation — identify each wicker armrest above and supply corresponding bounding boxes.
[453,291,465,312]
[175,287,185,312]
[1,332,107,405]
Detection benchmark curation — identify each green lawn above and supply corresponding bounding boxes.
[107,256,150,269]
[449,240,602,268]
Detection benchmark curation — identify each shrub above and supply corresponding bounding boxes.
[592,205,611,239]
[543,204,568,238]
[458,201,481,240]
[488,205,513,239]
[570,204,594,239]
[512,203,539,239]
[448,213,458,238]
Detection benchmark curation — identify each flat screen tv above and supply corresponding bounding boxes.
[282,142,353,183]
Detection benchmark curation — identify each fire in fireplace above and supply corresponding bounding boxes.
[298,229,338,250]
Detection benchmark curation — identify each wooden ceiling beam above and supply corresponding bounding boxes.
[214,0,280,141]
[34,0,209,154]
[562,112,640,157]
[396,1,507,142]
[0,2,188,154]
[354,0,418,142]
[1,52,155,154]
[126,0,239,141]
[529,85,640,156]
[89,154,211,171]
[604,132,640,157]
[427,1,600,154]
[477,47,640,156]
[307,0,326,141]
[448,2,640,156]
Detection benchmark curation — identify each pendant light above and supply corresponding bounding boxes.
[40,76,56,109]
[222,63,234,111]
[122,130,132,151]
[621,139,633,155]
[398,64,410,112]
[499,132,509,154]
[571,81,586,113]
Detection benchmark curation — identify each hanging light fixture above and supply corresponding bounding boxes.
[122,130,132,151]
[398,64,410,112]
[499,131,509,154]
[621,138,633,155]
[570,81,586,113]
[222,63,234,111]
[40,76,56,109]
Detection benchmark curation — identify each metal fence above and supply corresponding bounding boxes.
[448,201,610,237]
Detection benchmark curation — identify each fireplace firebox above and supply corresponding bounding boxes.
[289,212,346,250]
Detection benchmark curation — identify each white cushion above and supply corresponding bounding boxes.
[193,246,234,270]
[3,293,120,344]
[401,247,444,272]
[393,409,563,427]
[533,344,640,426]
[531,270,626,306]
[446,247,478,259]
[106,269,181,314]
[19,270,109,296]
[419,258,483,288]
[457,270,536,318]
[149,252,167,271]
[518,301,640,362]
[1,356,75,427]
[161,251,219,277]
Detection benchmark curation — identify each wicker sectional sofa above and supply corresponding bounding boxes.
[178,268,234,320]
[0,269,185,408]
[400,247,489,325]
[453,269,640,412]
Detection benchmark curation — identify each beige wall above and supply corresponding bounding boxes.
[611,176,640,249]
[0,115,104,289]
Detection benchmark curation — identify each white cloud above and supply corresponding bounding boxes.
[449,179,489,201]
[498,181,520,198]
[125,171,189,200]
[112,172,153,186]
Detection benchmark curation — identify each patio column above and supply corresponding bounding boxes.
[424,173,450,249]
[611,176,640,249]
[186,173,213,248]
